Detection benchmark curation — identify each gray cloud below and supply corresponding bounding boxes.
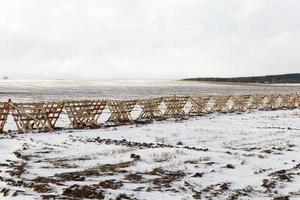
[0,0,299,79]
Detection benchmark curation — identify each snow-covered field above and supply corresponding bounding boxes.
[1,80,300,101]
[0,109,299,200]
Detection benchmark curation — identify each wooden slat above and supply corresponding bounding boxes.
[189,96,210,115]
[231,95,249,112]
[279,94,297,109]
[210,95,231,113]
[42,101,65,128]
[0,102,10,133]
[250,94,265,110]
[265,94,280,110]
[107,100,137,125]
[64,100,107,128]
[138,98,163,121]
[11,102,56,133]
[163,95,189,118]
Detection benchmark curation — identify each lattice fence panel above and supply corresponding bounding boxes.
[163,96,189,118]
[289,94,298,109]
[265,94,280,110]
[280,94,298,109]
[231,95,250,112]
[0,102,10,133]
[11,102,57,133]
[43,101,65,128]
[107,100,137,125]
[189,96,210,115]
[64,100,107,128]
[138,98,163,121]
[210,96,231,113]
[250,94,265,109]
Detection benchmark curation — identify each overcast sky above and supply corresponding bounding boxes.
[0,0,299,79]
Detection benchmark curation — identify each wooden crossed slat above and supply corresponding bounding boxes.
[0,102,10,133]
[288,94,298,109]
[279,94,298,109]
[138,98,163,120]
[43,101,64,128]
[107,100,137,125]
[163,95,189,118]
[250,94,265,109]
[210,96,231,113]
[189,96,210,115]
[64,100,107,128]
[10,101,63,133]
[279,94,291,109]
[231,95,249,112]
[265,94,280,110]
[297,94,300,108]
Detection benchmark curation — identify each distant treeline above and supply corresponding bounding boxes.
[183,73,300,84]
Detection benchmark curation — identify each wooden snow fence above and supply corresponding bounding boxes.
[231,95,250,112]
[137,97,163,121]
[107,100,137,125]
[163,96,189,118]
[1,93,299,133]
[189,96,210,115]
[279,94,298,109]
[0,102,10,133]
[10,101,64,133]
[265,94,280,110]
[64,100,107,129]
[210,96,231,113]
[287,94,298,109]
[297,94,300,108]
[250,94,265,110]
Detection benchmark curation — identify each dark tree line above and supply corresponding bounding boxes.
[183,73,300,84]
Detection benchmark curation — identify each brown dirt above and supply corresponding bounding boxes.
[269,170,293,182]
[125,173,143,182]
[147,168,185,188]
[261,179,277,192]
[98,179,123,189]
[273,196,290,200]
[62,184,104,199]
[7,162,27,178]
[192,182,231,199]
[75,136,209,152]
[226,186,254,200]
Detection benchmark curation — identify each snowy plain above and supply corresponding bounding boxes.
[0,80,300,199]
[0,108,299,200]
[1,80,300,101]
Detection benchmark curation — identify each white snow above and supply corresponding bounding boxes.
[0,109,300,199]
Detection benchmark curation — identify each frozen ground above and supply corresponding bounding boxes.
[0,109,299,200]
